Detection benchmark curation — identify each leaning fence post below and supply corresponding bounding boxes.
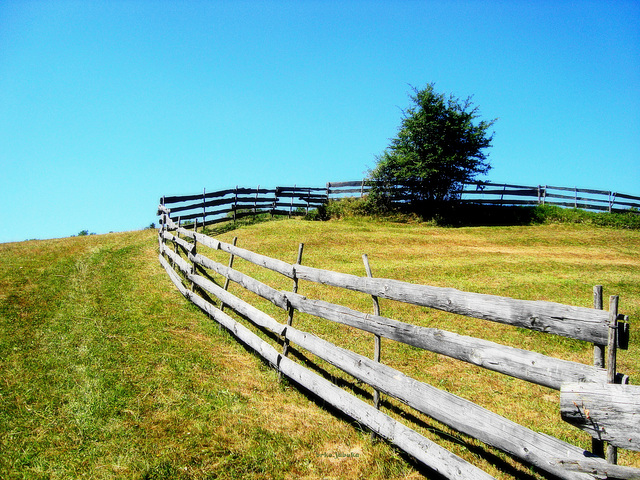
[220,237,238,313]
[280,243,304,379]
[606,295,619,465]
[591,285,605,458]
[362,253,382,441]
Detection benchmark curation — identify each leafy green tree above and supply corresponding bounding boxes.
[369,84,496,210]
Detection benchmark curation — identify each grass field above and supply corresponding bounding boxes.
[1,219,639,479]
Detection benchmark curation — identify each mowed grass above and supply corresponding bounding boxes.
[1,220,639,479]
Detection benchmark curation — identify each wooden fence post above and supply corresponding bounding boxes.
[159,196,166,254]
[202,188,206,228]
[606,295,619,465]
[591,285,605,458]
[233,186,238,223]
[190,219,198,292]
[280,243,304,378]
[363,253,382,442]
[220,237,238,313]
[610,192,616,213]
[254,186,259,215]
[289,185,296,218]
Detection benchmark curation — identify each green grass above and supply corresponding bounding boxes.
[1,220,639,479]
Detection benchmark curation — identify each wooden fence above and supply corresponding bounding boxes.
[159,181,640,232]
[156,208,639,480]
[160,185,327,229]
[328,181,640,213]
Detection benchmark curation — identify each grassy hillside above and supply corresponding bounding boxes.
[1,221,639,479]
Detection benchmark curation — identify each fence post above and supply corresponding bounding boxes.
[190,219,198,292]
[362,253,382,442]
[592,285,605,458]
[280,243,304,379]
[220,237,238,314]
[574,187,578,208]
[159,197,166,254]
[289,185,296,218]
[606,295,619,465]
[610,192,616,213]
[233,186,238,223]
[254,186,259,215]
[202,188,206,229]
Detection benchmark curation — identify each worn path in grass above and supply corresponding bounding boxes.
[0,229,412,480]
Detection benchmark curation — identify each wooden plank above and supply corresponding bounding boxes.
[561,383,640,452]
[546,185,611,196]
[542,192,611,204]
[162,193,205,204]
[552,459,640,479]
[159,260,495,480]
[327,181,367,188]
[293,265,611,344]
[614,192,640,202]
[459,188,538,196]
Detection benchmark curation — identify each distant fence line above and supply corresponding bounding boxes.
[156,207,639,479]
[159,181,640,230]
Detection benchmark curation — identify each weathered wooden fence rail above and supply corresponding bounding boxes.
[156,210,638,479]
[159,181,640,232]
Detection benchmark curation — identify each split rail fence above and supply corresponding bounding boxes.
[157,205,639,480]
[159,181,640,233]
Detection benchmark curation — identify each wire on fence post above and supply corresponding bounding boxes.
[220,237,238,314]
[591,285,605,459]
[606,295,619,465]
[362,253,382,442]
[280,243,304,380]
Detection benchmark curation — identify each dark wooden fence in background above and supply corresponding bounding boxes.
[159,181,640,231]
[156,208,639,479]
[328,181,640,213]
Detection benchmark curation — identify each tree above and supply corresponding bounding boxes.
[369,84,496,210]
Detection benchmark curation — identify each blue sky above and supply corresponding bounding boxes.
[1,0,638,243]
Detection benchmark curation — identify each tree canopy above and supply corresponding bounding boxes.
[369,84,496,209]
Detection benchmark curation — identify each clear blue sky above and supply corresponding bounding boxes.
[1,0,639,243]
